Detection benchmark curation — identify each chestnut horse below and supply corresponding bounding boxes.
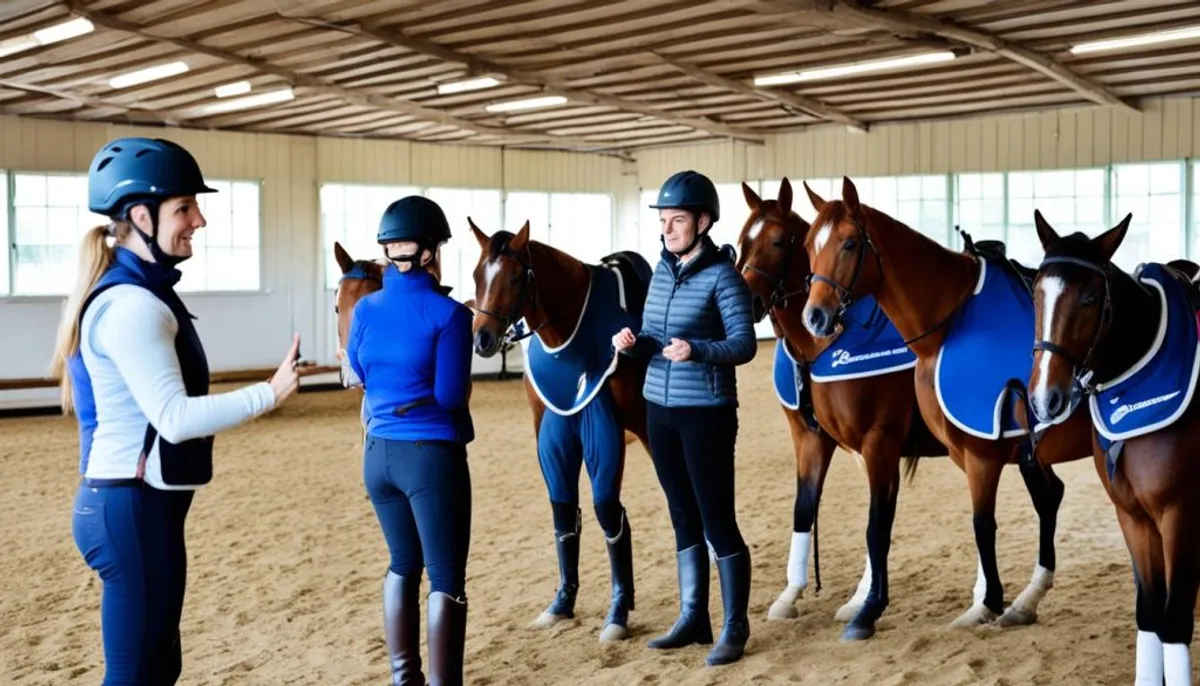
[467,219,652,643]
[802,177,1095,630]
[1028,212,1199,685]
[735,178,946,640]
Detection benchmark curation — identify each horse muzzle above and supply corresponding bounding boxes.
[473,329,501,358]
[340,355,362,388]
[803,303,836,338]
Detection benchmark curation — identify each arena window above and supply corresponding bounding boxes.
[1109,161,1185,271]
[320,182,421,289]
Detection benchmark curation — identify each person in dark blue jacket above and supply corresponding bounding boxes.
[345,195,475,686]
[613,170,758,667]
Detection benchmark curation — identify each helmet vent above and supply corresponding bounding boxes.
[96,158,113,171]
[134,148,153,158]
[110,146,122,153]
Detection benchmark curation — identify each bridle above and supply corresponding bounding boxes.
[739,212,811,315]
[474,240,543,345]
[1031,254,1114,402]
[806,210,884,326]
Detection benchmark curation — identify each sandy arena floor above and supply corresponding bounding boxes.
[0,341,1180,684]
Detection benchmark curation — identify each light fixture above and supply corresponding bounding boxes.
[196,87,295,115]
[0,17,94,58]
[109,61,189,89]
[754,51,957,86]
[214,80,252,98]
[485,95,567,112]
[1070,25,1200,55]
[437,76,501,95]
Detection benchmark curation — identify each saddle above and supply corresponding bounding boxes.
[599,251,654,318]
[964,236,1037,297]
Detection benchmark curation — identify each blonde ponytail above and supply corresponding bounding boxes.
[50,222,129,414]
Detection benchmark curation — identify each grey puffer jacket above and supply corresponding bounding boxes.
[623,236,757,407]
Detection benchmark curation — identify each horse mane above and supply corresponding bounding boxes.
[488,230,587,278]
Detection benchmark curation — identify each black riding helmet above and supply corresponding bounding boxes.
[648,170,720,255]
[378,195,452,264]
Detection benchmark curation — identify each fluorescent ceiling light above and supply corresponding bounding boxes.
[0,17,94,57]
[215,80,252,98]
[197,87,295,115]
[485,95,567,112]
[1070,25,1200,55]
[754,51,957,86]
[437,77,500,95]
[109,61,189,89]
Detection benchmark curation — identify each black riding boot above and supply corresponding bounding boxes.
[647,543,713,649]
[600,508,635,641]
[534,507,580,626]
[427,592,467,686]
[383,572,424,685]
[706,548,751,666]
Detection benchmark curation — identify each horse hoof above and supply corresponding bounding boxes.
[834,600,863,623]
[767,599,799,620]
[949,604,999,629]
[530,611,571,630]
[841,621,876,642]
[998,605,1037,627]
[599,623,629,642]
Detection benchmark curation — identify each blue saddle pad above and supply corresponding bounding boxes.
[1092,263,1200,444]
[935,258,1044,439]
[522,264,641,416]
[810,295,916,382]
[773,338,803,410]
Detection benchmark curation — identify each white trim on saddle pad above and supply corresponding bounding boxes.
[1089,276,1200,442]
[521,271,623,418]
[809,350,916,383]
[933,259,1052,440]
[774,338,802,410]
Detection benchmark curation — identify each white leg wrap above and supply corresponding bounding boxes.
[1135,631,1164,686]
[1012,564,1054,609]
[835,554,872,622]
[1162,642,1191,686]
[972,557,987,606]
[787,532,810,589]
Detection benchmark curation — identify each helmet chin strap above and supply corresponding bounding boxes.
[383,241,428,268]
[126,201,189,268]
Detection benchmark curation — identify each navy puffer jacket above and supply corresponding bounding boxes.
[623,235,757,407]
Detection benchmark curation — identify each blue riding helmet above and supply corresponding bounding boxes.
[87,137,217,218]
[378,195,453,246]
[648,170,721,222]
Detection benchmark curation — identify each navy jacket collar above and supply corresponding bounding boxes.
[112,245,182,292]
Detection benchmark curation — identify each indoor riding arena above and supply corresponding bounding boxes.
[3,1,1200,684]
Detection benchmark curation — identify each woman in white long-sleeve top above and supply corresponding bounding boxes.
[49,137,305,685]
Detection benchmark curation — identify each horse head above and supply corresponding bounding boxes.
[802,176,885,338]
[470,218,535,358]
[1028,210,1132,425]
[332,241,386,386]
[736,177,812,324]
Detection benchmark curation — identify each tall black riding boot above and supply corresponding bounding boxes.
[600,508,635,641]
[532,507,580,628]
[706,548,751,666]
[383,571,425,685]
[647,543,713,649]
[427,592,467,686]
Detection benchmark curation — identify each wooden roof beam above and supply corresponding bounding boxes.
[284,16,766,144]
[60,2,636,159]
[652,53,866,132]
[777,0,1138,112]
[0,76,186,124]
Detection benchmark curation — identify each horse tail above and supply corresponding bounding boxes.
[899,406,947,485]
[901,455,921,484]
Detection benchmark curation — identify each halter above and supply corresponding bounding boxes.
[475,241,544,345]
[1032,254,1113,402]
[740,214,810,314]
[806,210,883,325]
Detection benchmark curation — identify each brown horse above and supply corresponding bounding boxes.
[468,218,652,643]
[1028,212,1199,684]
[801,176,1095,630]
[735,177,945,640]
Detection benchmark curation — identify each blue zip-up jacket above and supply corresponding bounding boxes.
[623,235,757,407]
[347,265,474,443]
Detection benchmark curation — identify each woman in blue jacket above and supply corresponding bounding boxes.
[345,195,475,686]
[613,170,758,666]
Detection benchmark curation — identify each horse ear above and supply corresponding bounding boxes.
[778,177,794,216]
[468,217,489,250]
[1033,210,1060,251]
[803,181,826,214]
[509,220,531,251]
[741,181,762,212]
[1094,212,1132,263]
[333,241,354,274]
[841,176,860,211]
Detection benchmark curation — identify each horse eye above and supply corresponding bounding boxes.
[334,305,339,314]
[843,239,858,252]
[771,240,783,248]
[1081,291,1100,306]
